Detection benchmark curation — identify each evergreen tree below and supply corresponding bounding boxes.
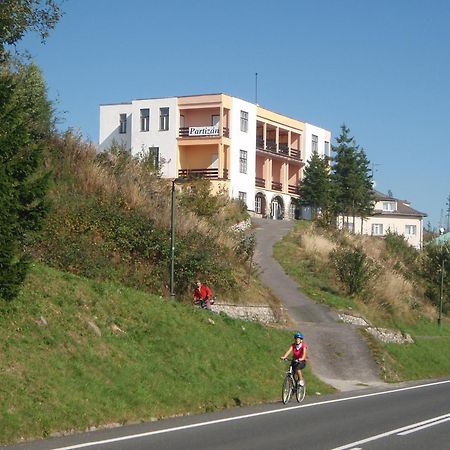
[331,124,374,233]
[298,151,333,223]
[0,65,52,300]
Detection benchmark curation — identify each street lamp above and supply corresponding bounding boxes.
[169,177,188,301]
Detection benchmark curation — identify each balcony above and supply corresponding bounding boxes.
[178,168,229,180]
[271,181,282,191]
[255,177,265,188]
[288,184,299,195]
[255,138,302,160]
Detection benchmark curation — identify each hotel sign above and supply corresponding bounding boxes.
[188,126,219,137]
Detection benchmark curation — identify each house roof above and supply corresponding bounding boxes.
[372,190,427,218]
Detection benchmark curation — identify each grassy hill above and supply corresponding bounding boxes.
[0,263,332,444]
[273,221,450,382]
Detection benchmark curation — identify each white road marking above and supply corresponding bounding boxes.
[50,379,450,450]
[331,413,450,450]
[397,415,450,435]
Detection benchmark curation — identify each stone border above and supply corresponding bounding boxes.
[211,303,277,324]
[338,313,414,344]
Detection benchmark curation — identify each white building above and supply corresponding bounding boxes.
[99,93,331,220]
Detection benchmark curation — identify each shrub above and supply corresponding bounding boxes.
[330,246,380,295]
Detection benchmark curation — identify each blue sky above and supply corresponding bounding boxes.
[17,0,450,228]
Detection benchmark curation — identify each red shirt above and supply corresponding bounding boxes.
[291,342,307,360]
[194,284,212,300]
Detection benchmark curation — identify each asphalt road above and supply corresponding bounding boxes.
[5,379,449,450]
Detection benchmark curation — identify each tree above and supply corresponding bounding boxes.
[298,151,334,224]
[0,0,63,61]
[0,65,51,300]
[331,124,374,233]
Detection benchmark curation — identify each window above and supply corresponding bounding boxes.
[148,146,159,169]
[405,224,417,235]
[383,201,395,212]
[239,150,248,174]
[324,141,330,156]
[140,108,150,132]
[312,135,318,153]
[159,107,169,131]
[344,221,354,232]
[119,113,127,134]
[211,115,220,127]
[372,223,384,236]
[238,191,247,205]
[255,195,262,214]
[240,110,248,132]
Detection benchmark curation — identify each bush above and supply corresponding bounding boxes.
[330,246,379,295]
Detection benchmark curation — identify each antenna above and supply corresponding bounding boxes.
[255,72,258,105]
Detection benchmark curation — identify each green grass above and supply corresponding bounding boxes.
[377,320,450,382]
[0,263,333,444]
[273,222,450,384]
[273,227,356,310]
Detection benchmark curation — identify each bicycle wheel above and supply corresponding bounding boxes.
[282,375,293,404]
[296,381,306,403]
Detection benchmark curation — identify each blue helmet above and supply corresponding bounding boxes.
[294,332,304,339]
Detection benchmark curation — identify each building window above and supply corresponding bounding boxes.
[239,150,248,174]
[211,115,220,127]
[324,141,330,156]
[383,201,396,212]
[160,107,169,131]
[372,223,384,236]
[405,224,417,235]
[312,134,318,153]
[255,195,262,214]
[238,191,247,205]
[119,113,127,134]
[240,110,248,132]
[140,108,150,132]
[344,221,354,232]
[148,146,159,169]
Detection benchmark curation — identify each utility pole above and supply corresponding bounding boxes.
[446,194,450,231]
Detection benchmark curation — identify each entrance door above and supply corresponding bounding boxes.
[271,199,279,219]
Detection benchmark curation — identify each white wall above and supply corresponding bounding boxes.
[230,98,257,211]
[303,122,331,164]
[99,103,132,151]
[130,98,178,178]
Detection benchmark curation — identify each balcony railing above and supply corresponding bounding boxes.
[288,184,299,195]
[255,138,302,160]
[272,181,282,191]
[255,177,265,188]
[178,168,229,180]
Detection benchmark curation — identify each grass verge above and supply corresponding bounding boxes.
[0,263,333,445]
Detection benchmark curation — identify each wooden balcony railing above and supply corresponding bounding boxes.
[272,181,282,191]
[177,168,229,180]
[255,177,265,188]
[255,138,302,160]
[288,184,299,195]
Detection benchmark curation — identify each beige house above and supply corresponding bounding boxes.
[338,191,427,249]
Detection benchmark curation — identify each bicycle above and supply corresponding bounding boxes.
[281,360,306,404]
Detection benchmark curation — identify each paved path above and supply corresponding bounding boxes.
[252,217,385,392]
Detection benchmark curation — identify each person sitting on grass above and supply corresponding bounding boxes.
[193,280,214,309]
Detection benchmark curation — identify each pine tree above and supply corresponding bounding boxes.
[0,65,51,300]
[331,124,374,233]
[298,151,333,224]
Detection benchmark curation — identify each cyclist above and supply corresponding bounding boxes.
[281,331,308,387]
[193,280,213,309]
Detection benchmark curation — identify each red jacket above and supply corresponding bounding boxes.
[194,284,212,300]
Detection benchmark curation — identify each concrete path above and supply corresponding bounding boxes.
[252,217,385,392]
